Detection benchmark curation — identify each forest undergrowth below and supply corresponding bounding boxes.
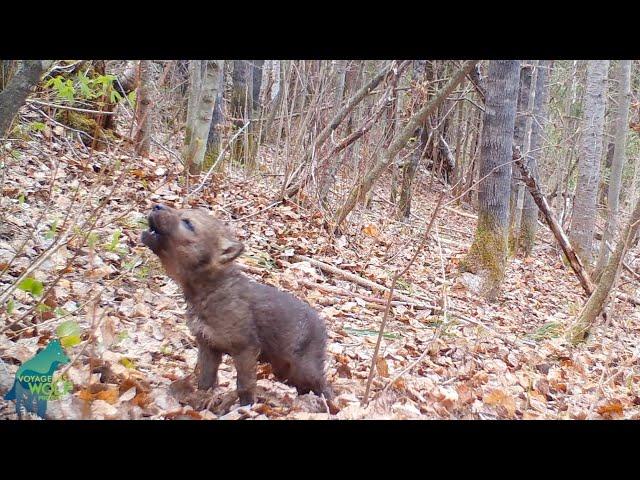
[1,109,640,420]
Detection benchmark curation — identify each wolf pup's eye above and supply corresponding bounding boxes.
[182,218,195,232]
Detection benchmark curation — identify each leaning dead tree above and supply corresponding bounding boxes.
[567,196,640,343]
[333,60,479,229]
[514,147,640,336]
[514,147,594,293]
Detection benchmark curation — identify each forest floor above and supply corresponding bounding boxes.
[1,121,640,420]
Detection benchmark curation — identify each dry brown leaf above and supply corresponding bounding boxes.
[483,388,516,417]
[376,357,389,377]
[362,224,379,237]
[597,400,625,418]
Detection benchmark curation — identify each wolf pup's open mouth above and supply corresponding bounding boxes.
[141,213,163,250]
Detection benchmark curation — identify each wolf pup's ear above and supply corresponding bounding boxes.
[219,237,244,264]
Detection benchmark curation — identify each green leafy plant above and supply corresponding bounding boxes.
[43,219,59,240]
[527,322,563,342]
[56,320,82,347]
[127,90,137,108]
[29,121,47,132]
[45,71,123,104]
[45,76,76,102]
[87,231,99,250]
[105,229,127,255]
[17,277,44,297]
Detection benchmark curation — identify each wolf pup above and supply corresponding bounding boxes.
[141,204,332,405]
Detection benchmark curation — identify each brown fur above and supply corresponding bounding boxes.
[141,204,331,405]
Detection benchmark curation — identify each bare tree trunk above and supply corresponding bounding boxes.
[134,60,153,157]
[333,60,348,117]
[251,60,264,114]
[519,60,551,256]
[508,62,533,251]
[333,60,478,228]
[0,60,51,137]
[115,60,139,97]
[262,60,285,143]
[230,60,252,165]
[568,193,640,344]
[593,60,632,279]
[569,60,609,268]
[396,60,428,217]
[460,60,520,300]
[184,60,224,175]
[185,60,202,146]
[206,66,225,167]
[397,126,428,218]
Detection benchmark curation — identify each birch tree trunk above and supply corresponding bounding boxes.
[460,60,520,300]
[569,60,609,268]
[184,60,223,175]
[593,60,632,279]
[519,60,551,255]
[184,60,202,146]
[134,60,153,157]
[0,60,51,137]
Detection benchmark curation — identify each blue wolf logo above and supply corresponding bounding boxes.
[4,339,70,418]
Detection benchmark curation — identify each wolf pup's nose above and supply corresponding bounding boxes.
[153,204,164,211]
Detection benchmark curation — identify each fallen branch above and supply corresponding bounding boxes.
[291,254,434,306]
[297,278,437,310]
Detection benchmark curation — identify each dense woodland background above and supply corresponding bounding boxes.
[1,59,640,419]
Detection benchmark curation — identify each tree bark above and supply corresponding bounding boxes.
[133,60,153,157]
[230,60,252,165]
[519,60,551,255]
[333,60,479,228]
[569,60,609,268]
[593,60,632,279]
[0,60,51,137]
[508,62,533,251]
[206,65,225,167]
[396,60,428,217]
[184,60,202,146]
[459,60,520,300]
[251,60,264,114]
[184,60,224,175]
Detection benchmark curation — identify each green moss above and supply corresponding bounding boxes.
[460,214,508,299]
[202,145,220,171]
[55,111,117,144]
